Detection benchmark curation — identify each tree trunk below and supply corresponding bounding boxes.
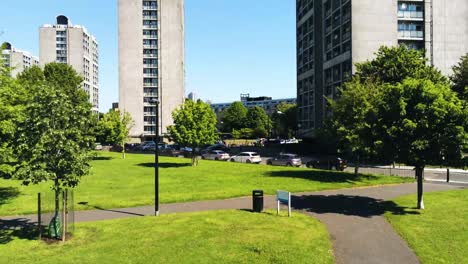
[354,155,360,176]
[415,166,424,209]
[122,145,126,159]
[191,149,197,166]
[54,178,60,217]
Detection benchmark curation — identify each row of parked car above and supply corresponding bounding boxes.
[202,150,347,171]
[126,141,348,171]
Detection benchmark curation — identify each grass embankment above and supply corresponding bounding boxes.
[0,152,412,216]
[385,189,468,264]
[0,210,334,264]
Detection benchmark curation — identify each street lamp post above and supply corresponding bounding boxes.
[154,100,160,216]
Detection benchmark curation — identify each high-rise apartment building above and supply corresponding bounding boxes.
[296,0,468,138]
[39,15,99,112]
[119,0,185,141]
[1,42,39,77]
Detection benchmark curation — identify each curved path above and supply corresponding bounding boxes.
[1,182,465,263]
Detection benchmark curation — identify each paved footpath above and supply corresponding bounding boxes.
[1,182,465,264]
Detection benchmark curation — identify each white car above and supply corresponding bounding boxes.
[202,150,230,161]
[229,152,262,164]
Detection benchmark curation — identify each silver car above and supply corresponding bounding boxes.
[230,152,262,164]
[267,154,302,167]
[202,150,230,161]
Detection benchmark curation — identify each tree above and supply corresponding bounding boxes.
[272,103,297,138]
[0,65,28,178]
[328,46,467,209]
[168,100,218,166]
[356,45,447,85]
[450,53,468,101]
[244,106,272,138]
[220,101,247,132]
[391,79,466,209]
[13,63,95,237]
[96,110,134,158]
[327,78,382,175]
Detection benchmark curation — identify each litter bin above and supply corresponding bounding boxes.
[252,190,264,213]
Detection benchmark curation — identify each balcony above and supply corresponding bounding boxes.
[143,25,158,29]
[143,83,158,87]
[143,35,158,39]
[398,11,424,20]
[144,112,156,116]
[144,93,158,97]
[144,122,156,126]
[143,64,158,68]
[143,15,158,20]
[143,6,157,10]
[143,53,158,58]
[143,45,158,49]
[143,73,158,78]
[398,30,424,40]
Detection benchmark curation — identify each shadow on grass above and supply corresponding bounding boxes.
[0,187,20,206]
[0,218,38,244]
[264,170,375,183]
[93,156,114,161]
[292,194,420,218]
[137,162,191,168]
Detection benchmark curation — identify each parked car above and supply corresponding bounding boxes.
[140,141,156,151]
[202,150,230,161]
[267,154,302,167]
[200,144,230,155]
[95,143,103,151]
[306,156,347,171]
[229,152,262,164]
[160,145,184,157]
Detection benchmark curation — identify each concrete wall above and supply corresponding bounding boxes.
[118,0,144,138]
[39,27,57,67]
[351,0,399,68]
[9,52,25,77]
[431,0,468,76]
[159,0,185,134]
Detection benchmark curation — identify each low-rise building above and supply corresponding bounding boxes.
[211,94,296,116]
[1,42,39,77]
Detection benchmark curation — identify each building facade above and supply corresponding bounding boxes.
[119,0,185,141]
[211,94,297,116]
[296,0,468,138]
[1,42,39,77]
[39,15,99,112]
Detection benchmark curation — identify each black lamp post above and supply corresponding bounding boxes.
[150,98,160,216]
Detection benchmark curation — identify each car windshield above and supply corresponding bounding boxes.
[251,153,259,156]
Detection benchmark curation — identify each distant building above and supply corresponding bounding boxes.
[296,0,468,138]
[211,94,296,116]
[112,102,119,111]
[1,42,39,77]
[187,92,198,101]
[119,0,185,141]
[39,15,99,112]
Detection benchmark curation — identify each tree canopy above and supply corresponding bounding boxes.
[14,63,96,189]
[272,102,297,138]
[450,53,468,101]
[220,101,247,132]
[356,45,447,85]
[96,110,133,158]
[168,99,218,165]
[327,46,468,209]
[244,106,272,138]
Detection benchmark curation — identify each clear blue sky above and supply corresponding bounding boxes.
[0,0,297,112]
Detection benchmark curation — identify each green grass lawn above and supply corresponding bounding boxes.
[0,210,334,264]
[0,152,412,216]
[385,189,468,264]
